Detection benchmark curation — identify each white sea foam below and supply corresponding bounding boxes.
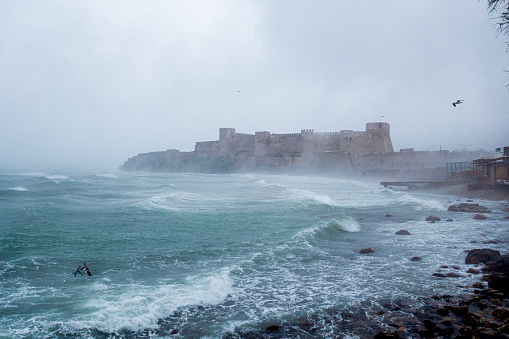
[9,186,28,192]
[335,217,361,232]
[135,191,203,211]
[66,268,233,334]
[45,175,70,181]
[286,188,341,207]
[95,173,118,179]
[392,190,446,211]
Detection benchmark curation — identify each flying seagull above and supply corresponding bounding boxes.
[452,100,464,107]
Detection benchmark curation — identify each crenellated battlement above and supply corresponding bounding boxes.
[122,122,395,173]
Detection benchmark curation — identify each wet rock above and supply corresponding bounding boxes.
[492,307,509,320]
[467,268,480,274]
[440,265,449,269]
[437,307,450,316]
[448,203,492,213]
[432,273,446,278]
[482,240,498,244]
[423,319,436,329]
[474,327,497,338]
[472,282,484,289]
[473,214,487,220]
[384,214,393,217]
[414,328,435,338]
[482,255,509,275]
[425,215,441,222]
[360,248,374,254]
[395,230,410,235]
[486,275,509,294]
[446,272,462,277]
[452,265,460,270]
[477,300,488,309]
[458,326,474,336]
[445,218,453,221]
[169,329,179,335]
[264,325,280,333]
[410,256,421,261]
[462,314,480,327]
[464,248,501,265]
[451,305,469,317]
[500,324,509,334]
[374,332,400,339]
[437,327,454,336]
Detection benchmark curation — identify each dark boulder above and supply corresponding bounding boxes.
[464,248,500,265]
[481,255,509,275]
[473,214,487,220]
[384,214,393,217]
[395,230,410,235]
[410,256,421,261]
[264,325,280,333]
[447,203,492,213]
[360,248,374,254]
[486,274,509,295]
[445,272,462,278]
[493,307,509,321]
[425,215,441,222]
[467,268,479,274]
[472,282,484,289]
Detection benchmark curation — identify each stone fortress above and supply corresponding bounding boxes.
[121,122,489,177]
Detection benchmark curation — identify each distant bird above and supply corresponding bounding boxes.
[452,100,464,107]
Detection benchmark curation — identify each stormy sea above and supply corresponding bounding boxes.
[1,172,508,338]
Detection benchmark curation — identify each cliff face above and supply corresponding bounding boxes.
[121,122,480,176]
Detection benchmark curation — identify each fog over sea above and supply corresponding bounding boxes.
[1,172,508,338]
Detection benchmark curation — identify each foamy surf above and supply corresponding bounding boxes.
[8,186,28,191]
[69,268,233,334]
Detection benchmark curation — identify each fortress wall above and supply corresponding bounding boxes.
[339,130,371,153]
[309,133,342,153]
[195,140,220,158]
[231,133,255,154]
[255,132,301,157]
[366,122,394,153]
[266,133,301,155]
[254,132,270,157]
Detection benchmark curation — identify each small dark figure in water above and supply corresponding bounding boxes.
[73,265,84,276]
[83,262,92,276]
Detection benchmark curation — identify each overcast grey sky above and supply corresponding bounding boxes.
[1,0,507,172]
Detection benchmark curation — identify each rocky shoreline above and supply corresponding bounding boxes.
[231,250,509,338]
[228,194,509,339]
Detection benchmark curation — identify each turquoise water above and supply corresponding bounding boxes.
[1,172,507,338]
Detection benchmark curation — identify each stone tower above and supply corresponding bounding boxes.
[365,122,394,153]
